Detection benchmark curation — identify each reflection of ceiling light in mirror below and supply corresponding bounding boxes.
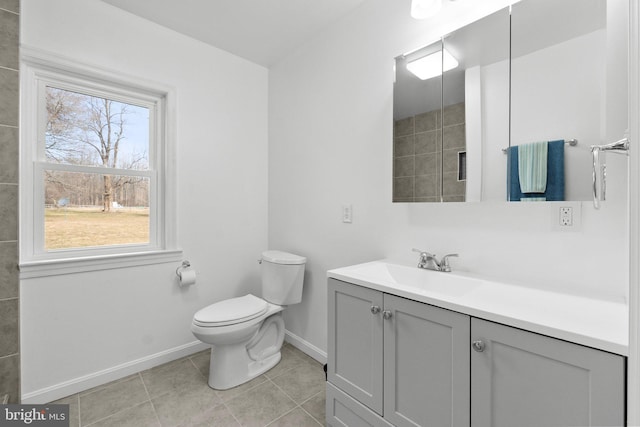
[411,0,442,19]
[406,49,459,80]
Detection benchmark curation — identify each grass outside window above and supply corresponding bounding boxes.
[45,207,149,250]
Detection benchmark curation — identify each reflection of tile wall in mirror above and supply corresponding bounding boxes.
[393,7,510,203]
[393,0,625,204]
[393,102,466,203]
[443,103,466,201]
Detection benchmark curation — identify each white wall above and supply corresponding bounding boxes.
[466,59,511,202]
[19,0,630,403]
[269,0,629,355]
[511,30,606,201]
[20,0,269,402]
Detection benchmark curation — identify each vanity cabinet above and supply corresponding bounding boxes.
[327,278,626,427]
[471,318,625,427]
[327,278,383,413]
[327,278,470,427]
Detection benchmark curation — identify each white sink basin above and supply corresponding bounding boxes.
[346,261,482,297]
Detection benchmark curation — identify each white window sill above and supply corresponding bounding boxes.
[19,249,184,279]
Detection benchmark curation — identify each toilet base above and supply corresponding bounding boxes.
[206,313,285,390]
[208,349,281,390]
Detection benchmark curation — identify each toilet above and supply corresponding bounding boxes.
[191,250,306,390]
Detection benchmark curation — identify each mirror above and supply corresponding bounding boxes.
[443,9,510,202]
[393,0,627,203]
[393,8,510,202]
[510,0,625,202]
[393,41,444,202]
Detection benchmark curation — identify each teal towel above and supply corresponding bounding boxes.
[507,139,564,202]
[518,141,548,193]
[507,140,565,201]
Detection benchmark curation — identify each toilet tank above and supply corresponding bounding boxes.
[261,250,306,305]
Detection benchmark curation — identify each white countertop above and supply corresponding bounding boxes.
[328,260,629,356]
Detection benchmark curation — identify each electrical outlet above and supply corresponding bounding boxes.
[559,207,573,226]
[342,205,352,223]
[551,203,581,232]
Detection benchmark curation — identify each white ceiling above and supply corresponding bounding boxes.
[101,0,369,67]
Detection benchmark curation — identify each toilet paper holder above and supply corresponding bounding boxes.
[176,260,191,278]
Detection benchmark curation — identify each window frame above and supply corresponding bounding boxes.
[20,49,180,277]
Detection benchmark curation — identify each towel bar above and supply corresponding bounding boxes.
[502,139,577,153]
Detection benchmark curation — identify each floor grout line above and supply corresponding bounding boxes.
[138,372,161,427]
[298,405,324,427]
[78,374,153,427]
[266,374,325,426]
[82,400,151,427]
[264,404,299,426]
[221,400,243,427]
[78,373,141,398]
[0,7,19,15]
[65,346,325,427]
[186,355,204,378]
[298,389,322,406]
[299,388,326,425]
[265,376,300,414]
[218,375,270,404]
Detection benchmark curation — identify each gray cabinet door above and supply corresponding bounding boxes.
[328,278,384,414]
[471,318,625,427]
[326,382,394,427]
[383,294,471,427]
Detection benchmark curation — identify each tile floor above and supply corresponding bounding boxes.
[51,343,326,427]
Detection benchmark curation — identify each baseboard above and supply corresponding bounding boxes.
[23,332,325,404]
[22,341,208,404]
[284,329,327,364]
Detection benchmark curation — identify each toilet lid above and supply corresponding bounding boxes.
[193,294,268,327]
[262,250,306,265]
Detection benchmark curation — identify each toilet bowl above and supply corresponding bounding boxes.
[191,250,306,390]
[191,294,285,389]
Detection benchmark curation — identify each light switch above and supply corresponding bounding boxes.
[342,205,352,223]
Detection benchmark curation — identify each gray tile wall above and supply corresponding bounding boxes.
[393,102,466,202]
[0,0,20,404]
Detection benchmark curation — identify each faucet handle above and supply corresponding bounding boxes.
[440,254,459,272]
[412,248,433,269]
[412,248,434,257]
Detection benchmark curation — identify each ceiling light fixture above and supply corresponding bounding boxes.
[406,49,459,80]
[411,0,442,19]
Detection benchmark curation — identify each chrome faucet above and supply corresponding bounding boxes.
[412,248,458,272]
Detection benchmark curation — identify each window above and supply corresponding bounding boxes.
[20,52,179,275]
[43,87,152,250]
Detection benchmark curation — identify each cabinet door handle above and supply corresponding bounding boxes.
[383,310,393,320]
[472,340,486,352]
[370,305,381,315]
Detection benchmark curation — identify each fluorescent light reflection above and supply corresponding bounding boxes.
[406,49,459,80]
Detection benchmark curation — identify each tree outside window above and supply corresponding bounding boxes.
[42,86,152,250]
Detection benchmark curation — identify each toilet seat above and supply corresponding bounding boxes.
[193,294,268,327]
